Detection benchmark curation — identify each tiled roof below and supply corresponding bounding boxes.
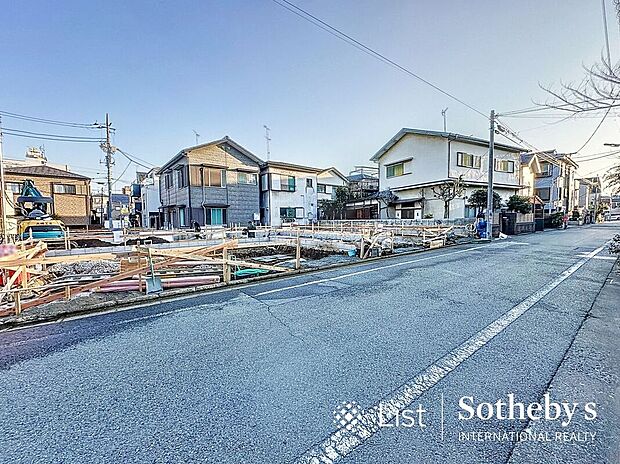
[4,164,90,180]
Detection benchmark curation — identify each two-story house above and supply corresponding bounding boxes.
[159,137,263,228]
[525,150,579,214]
[259,161,348,226]
[139,167,162,229]
[370,128,524,219]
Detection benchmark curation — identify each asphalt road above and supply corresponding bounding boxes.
[1,223,619,463]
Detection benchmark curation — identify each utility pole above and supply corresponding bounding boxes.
[263,125,271,160]
[0,116,7,241]
[486,110,496,240]
[102,113,114,231]
[602,0,612,64]
[193,130,200,146]
[441,108,448,132]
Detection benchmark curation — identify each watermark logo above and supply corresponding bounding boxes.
[333,401,363,431]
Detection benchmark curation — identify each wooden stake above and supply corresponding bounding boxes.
[295,231,301,270]
[14,291,21,315]
[222,247,230,283]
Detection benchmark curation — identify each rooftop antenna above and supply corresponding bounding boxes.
[263,125,271,160]
[192,130,200,146]
[441,107,448,132]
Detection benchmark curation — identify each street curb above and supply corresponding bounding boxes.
[0,238,487,332]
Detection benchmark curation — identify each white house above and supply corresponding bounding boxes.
[259,161,348,226]
[370,129,525,219]
[140,167,162,228]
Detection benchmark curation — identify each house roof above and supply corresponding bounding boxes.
[161,136,263,172]
[261,161,348,182]
[522,150,579,169]
[262,160,323,173]
[4,164,90,180]
[318,167,349,183]
[370,128,525,162]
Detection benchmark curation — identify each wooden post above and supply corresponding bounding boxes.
[222,247,230,283]
[295,230,301,270]
[14,291,21,315]
[64,285,71,300]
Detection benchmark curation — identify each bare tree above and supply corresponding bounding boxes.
[607,164,620,193]
[539,57,620,114]
[431,176,465,219]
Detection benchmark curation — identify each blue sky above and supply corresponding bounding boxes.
[1,0,619,189]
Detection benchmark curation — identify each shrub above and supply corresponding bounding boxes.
[507,195,532,214]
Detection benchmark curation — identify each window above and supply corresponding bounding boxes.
[456,152,481,169]
[535,188,551,201]
[538,163,553,177]
[494,159,515,173]
[179,207,186,227]
[176,167,188,188]
[6,182,22,193]
[386,162,405,177]
[464,205,478,219]
[281,176,295,191]
[260,174,269,191]
[205,207,227,225]
[280,207,296,219]
[317,184,327,193]
[237,172,257,185]
[164,172,173,189]
[306,178,313,188]
[53,184,77,194]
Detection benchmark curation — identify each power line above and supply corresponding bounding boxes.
[0,110,101,129]
[116,148,155,169]
[573,149,620,162]
[2,127,104,140]
[2,131,104,143]
[270,0,489,120]
[575,106,612,153]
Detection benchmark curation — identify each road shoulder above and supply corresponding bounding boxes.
[508,258,620,464]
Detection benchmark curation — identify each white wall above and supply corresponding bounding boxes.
[448,141,521,187]
[317,169,347,202]
[262,166,318,226]
[141,175,161,227]
[378,134,447,192]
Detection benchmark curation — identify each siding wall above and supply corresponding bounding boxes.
[4,173,91,226]
[159,143,261,227]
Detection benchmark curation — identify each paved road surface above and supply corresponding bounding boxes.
[1,223,618,463]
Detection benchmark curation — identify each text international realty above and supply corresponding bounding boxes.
[458,430,597,443]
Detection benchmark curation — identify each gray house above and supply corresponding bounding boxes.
[159,137,263,228]
[522,150,579,214]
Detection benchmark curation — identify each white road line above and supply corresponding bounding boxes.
[293,244,607,464]
[254,245,487,297]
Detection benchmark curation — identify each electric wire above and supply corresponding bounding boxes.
[0,110,101,129]
[271,0,489,120]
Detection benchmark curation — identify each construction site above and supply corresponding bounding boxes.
[0,220,475,325]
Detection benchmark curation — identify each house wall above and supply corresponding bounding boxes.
[448,141,521,186]
[378,134,447,193]
[159,144,260,228]
[316,170,347,202]
[383,185,518,219]
[4,173,91,226]
[260,166,318,226]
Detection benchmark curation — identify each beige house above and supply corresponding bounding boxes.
[4,165,91,226]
